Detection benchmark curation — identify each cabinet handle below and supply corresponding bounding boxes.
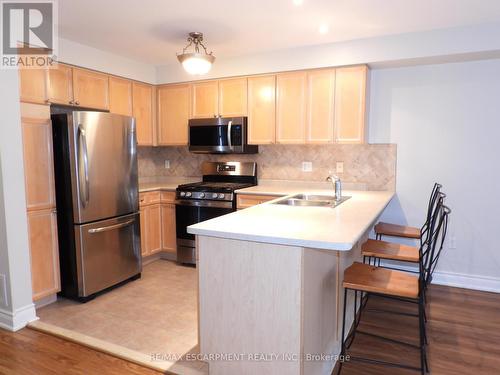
[52,209,57,214]
[69,100,74,104]
[75,101,80,105]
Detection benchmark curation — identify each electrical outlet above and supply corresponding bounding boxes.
[0,274,7,308]
[302,161,313,172]
[164,160,170,169]
[336,161,344,174]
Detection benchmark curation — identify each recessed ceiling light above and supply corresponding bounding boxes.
[293,0,304,6]
[318,23,329,34]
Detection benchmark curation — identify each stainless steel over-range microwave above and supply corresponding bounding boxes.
[188,117,258,154]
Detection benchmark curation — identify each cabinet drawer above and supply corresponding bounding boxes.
[236,194,280,209]
[139,191,161,206]
[160,191,176,204]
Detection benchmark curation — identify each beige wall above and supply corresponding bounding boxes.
[138,144,396,191]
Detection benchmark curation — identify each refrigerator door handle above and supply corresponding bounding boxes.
[78,125,90,207]
[88,218,135,234]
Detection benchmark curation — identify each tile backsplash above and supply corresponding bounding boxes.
[138,144,397,191]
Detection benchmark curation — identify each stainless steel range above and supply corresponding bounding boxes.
[175,161,257,264]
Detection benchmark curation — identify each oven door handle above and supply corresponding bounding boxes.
[227,120,233,150]
[175,199,233,209]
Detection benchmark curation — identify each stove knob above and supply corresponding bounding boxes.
[199,192,205,198]
[218,193,225,199]
[185,192,192,197]
[212,193,218,199]
[180,192,186,197]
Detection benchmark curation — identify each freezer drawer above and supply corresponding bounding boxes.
[74,213,141,297]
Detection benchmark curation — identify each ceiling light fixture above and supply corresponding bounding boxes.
[177,32,215,75]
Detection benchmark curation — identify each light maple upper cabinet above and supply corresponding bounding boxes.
[247,75,276,144]
[191,80,219,118]
[109,76,133,116]
[132,82,154,146]
[158,83,190,145]
[47,63,74,105]
[19,68,48,104]
[218,77,247,117]
[21,105,55,211]
[306,69,336,144]
[276,71,307,144]
[72,67,109,110]
[334,65,368,144]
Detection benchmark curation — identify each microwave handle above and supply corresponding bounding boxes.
[227,120,233,150]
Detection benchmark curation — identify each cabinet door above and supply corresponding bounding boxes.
[132,82,154,146]
[276,71,307,144]
[21,104,55,211]
[28,209,60,301]
[191,81,218,118]
[158,84,190,145]
[219,78,247,117]
[48,63,74,105]
[142,204,162,257]
[19,68,48,104]
[248,75,276,144]
[139,207,148,256]
[334,65,367,144]
[109,76,132,116]
[72,68,109,110]
[161,204,176,253]
[306,69,335,144]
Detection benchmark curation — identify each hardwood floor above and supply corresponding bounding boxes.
[337,285,500,374]
[0,285,498,374]
[0,328,161,374]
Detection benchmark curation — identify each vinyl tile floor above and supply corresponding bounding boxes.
[37,259,206,372]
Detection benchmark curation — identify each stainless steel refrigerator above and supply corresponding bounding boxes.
[51,110,141,301]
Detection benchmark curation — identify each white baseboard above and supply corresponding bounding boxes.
[0,303,38,332]
[431,270,500,293]
[379,260,500,294]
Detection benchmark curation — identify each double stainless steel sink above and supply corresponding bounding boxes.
[273,194,351,208]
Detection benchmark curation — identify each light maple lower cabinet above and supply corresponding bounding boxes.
[236,193,280,209]
[247,75,276,144]
[27,209,60,301]
[161,204,176,253]
[140,204,162,257]
[157,83,190,145]
[139,191,176,257]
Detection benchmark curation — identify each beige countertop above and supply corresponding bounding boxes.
[138,176,199,192]
[188,190,394,251]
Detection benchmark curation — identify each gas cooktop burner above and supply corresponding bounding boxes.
[177,181,254,193]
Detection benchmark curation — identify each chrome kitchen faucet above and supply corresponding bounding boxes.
[326,171,342,201]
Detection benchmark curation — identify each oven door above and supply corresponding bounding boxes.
[175,200,233,264]
[188,118,244,153]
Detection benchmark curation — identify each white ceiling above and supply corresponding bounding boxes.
[58,0,500,65]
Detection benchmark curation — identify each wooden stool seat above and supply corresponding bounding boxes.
[343,262,419,299]
[374,222,421,239]
[361,239,420,263]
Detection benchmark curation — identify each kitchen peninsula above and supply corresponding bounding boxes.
[188,189,394,375]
